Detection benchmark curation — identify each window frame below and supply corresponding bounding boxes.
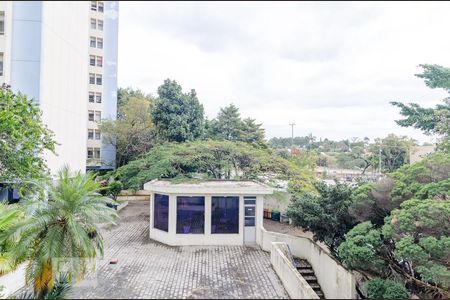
[88,110,95,122]
[176,196,205,234]
[95,92,102,103]
[90,36,96,48]
[89,55,96,66]
[97,37,103,49]
[94,129,101,140]
[97,20,103,31]
[94,111,101,122]
[88,129,94,140]
[96,56,103,67]
[88,92,95,103]
[98,1,104,12]
[154,193,169,232]
[87,148,94,159]
[211,196,240,234]
[90,1,97,11]
[96,74,102,85]
[89,73,95,84]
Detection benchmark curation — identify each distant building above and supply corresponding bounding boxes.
[0,1,118,175]
[409,145,435,164]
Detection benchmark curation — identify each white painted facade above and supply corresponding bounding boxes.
[0,1,118,176]
[144,180,271,246]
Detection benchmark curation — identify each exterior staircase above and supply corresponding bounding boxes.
[293,257,325,299]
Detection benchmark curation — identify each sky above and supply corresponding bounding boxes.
[117,1,450,143]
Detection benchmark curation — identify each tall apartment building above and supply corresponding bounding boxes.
[0,1,118,176]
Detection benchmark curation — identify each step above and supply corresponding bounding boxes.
[297,268,315,274]
[309,283,321,289]
[302,275,318,283]
[315,291,324,298]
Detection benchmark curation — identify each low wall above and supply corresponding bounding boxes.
[263,191,291,214]
[271,242,319,299]
[117,190,150,202]
[0,263,26,298]
[261,227,356,299]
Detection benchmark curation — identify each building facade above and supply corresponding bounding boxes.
[144,180,273,246]
[0,1,118,176]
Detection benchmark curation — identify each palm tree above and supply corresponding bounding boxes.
[0,203,23,275]
[5,166,118,298]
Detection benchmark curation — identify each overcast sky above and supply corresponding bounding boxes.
[118,1,450,143]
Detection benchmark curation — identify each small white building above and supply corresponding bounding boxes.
[143,180,273,246]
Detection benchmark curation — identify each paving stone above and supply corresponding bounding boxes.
[69,201,288,299]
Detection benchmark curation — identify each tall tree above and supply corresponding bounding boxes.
[151,79,204,142]
[100,88,155,167]
[0,85,56,185]
[5,167,118,298]
[371,134,415,172]
[287,181,356,253]
[209,104,243,141]
[391,64,450,151]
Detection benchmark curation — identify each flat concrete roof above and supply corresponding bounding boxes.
[143,179,273,195]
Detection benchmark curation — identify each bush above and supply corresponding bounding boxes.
[365,278,408,299]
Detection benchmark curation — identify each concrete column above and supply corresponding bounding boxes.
[204,195,211,236]
[169,193,177,235]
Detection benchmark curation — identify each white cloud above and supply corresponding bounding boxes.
[118,1,450,143]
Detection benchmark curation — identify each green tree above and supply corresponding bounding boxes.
[208,104,243,141]
[0,85,56,185]
[4,167,118,298]
[113,140,299,190]
[240,118,266,147]
[339,200,450,298]
[391,64,450,151]
[372,134,415,172]
[0,203,23,275]
[364,278,408,299]
[100,89,155,167]
[287,181,356,253]
[151,79,204,142]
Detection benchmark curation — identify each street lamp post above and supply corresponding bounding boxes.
[289,123,295,153]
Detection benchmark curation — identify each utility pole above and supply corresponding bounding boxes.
[378,145,382,175]
[289,123,295,153]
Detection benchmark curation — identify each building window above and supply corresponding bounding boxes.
[98,2,104,13]
[95,129,101,140]
[94,111,101,122]
[89,55,96,66]
[88,129,94,140]
[176,196,205,234]
[97,20,103,31]
[96,56,102,67]
[95,92,102,103]
[89,73,95,84]
[91,1,97,11]
[88,92,95,103]
[88,110,95,121]
[90,18,96,30]
[0,53,3,76]
[97,38,103,49]
[87,148,93,159]
[154,194,169,232]
[90,36,96,48]
[94,148,101,159]
[0,12,5,35]
[211,196,239,234]
[96,74,102,85]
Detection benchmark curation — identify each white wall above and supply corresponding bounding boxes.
[39,1,90,175]
[271,242,319,299]
[0,263,26,298]
[260,227,356,299]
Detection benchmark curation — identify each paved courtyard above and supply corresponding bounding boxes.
[69,201,288,299]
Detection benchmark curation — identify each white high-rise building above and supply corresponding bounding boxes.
[0,1,118,175]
